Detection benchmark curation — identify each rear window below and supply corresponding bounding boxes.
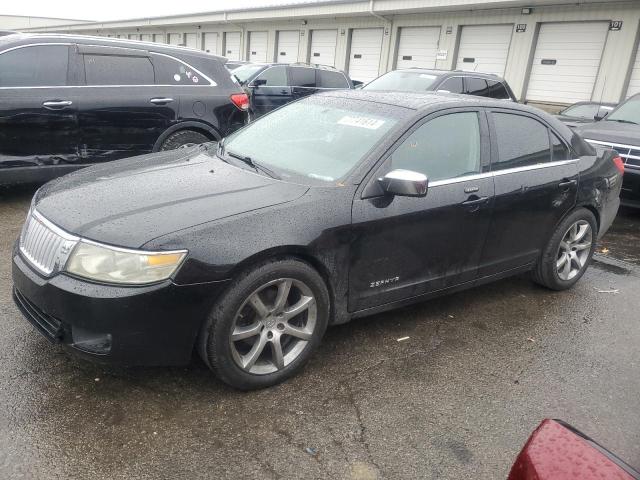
[0,45,68,87]
[317,70,349,88]
[84,54,154,86]
[364,70,440,92]
[152,54,210,85]
[486,80,511,100]
[289,67,316,87]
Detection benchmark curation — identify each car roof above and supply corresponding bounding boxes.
[0,32,226,62]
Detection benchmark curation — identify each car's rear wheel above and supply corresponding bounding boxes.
[532,208,597,290]
[160,130,210,151]
[198,258,330,390]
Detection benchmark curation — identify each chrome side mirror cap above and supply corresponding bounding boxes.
[378,169,428,197]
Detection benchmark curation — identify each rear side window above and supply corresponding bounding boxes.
[437,77,464,94]
[84,54,154,85]
[153,54,210,85]
[0,45,68,87]
[466,77,489,96]
[551,132,571,161]
[254,65,287,86]
[390,112,481,182]
[289,67,316,87]
[317,70,349,88]
[486,80,511,100]
[492,113,550,170]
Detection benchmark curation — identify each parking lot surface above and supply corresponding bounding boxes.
[1,186,639,480]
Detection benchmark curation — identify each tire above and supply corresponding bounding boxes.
[198,258,330,390]
[532,208,597,290]
[160,130,210,151]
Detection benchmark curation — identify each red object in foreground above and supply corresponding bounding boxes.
[508,419,639,480]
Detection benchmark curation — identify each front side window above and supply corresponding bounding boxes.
[364,70,439,92]
[153,55,210,85]
[466,77,489,96]
[390,112,481,182]
[486,80,510,100]
[254,65,287,86]
[317,70,349,89]
[0,45,68,87]
[221,97,401,182]
[437,77,464,94]
[289,67,316,88]
[492,113,550,170]
[84,54,154,85]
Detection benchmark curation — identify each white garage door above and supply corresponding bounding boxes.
[348,28,384,83]
[168,33,182,46]
[185,33,197,49]
[626,44,640,98]
[203,33,218,54]
[140,34,152,42]
[224,32,241,60]
[249,31,268,62]
[310,29,337,67]
[456,24,513,76]
[527,22,609,104]
[396,26,441,69]
[277,30,300,63]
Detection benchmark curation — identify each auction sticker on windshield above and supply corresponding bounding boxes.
[338,116,386,130]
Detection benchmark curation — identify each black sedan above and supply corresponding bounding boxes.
[12,91,622,390]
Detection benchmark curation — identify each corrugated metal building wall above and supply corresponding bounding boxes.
[20,0,640,105]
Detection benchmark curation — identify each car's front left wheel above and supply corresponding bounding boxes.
[198,258,330,390]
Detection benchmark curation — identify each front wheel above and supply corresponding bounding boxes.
[198,258,330,390]
[532,208,597,290]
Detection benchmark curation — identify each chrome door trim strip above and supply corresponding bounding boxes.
[584,138,640,151]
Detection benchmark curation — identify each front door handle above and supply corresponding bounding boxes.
[558,179,577,191]
[42,100,73,109]
[150,97,174,105]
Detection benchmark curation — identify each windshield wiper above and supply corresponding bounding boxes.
[608,118,639,125]
[227,150,281,180]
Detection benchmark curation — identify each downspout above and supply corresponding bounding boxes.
[223,11,246,60]
[368,0,388,23]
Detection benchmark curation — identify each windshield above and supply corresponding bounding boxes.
[232,64,265,84]
[607,96,640,124]
[221,97,401,182]
[364,70,440,92]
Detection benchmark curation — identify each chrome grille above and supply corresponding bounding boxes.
[584,139,640,170]
[19,211,79,277]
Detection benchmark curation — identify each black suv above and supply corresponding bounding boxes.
[231,63,353,117]
[576,93,640,208]
[363,68,517,102]
[0,33,249,186]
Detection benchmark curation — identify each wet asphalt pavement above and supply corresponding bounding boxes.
[0,186,639,480]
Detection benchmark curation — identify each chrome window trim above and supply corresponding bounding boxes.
[0,42,217,88]
[428,159,579,187]
[584,138,640,151]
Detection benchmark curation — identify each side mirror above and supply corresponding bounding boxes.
[378,169,428,197]
[251,79,267,87]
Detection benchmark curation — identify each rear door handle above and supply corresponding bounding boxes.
[558,179,577,191]
[42,100,73,109]
[150,97,174,105]
[462,196,489,206]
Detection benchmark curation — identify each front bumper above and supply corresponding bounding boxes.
[621,168,640,208]
[12,249,228,366]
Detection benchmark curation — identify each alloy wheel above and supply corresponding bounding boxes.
[230,278,317,375]
[556,220,593,281]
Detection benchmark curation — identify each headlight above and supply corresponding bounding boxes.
[66,241,187,285]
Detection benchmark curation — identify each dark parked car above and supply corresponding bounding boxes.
[0,33,249,186]
[576,93,640,208]
[231,62,352,117]
[363,68,517,101]
[555,101,617,128]
[12,91,622,390]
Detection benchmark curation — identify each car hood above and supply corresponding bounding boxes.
[34,147,309,248]
[575,120,640,146]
